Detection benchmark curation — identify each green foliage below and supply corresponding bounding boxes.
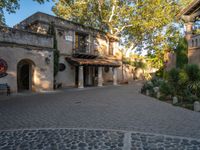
[0,0,48,25]
[53,0,183,56]
[54,50,60,77]
[132,61,147,70]
[167,68,180,84]
[175,37,188,68]
[184,64,200,81]
[155,67,164,78]
[159,81,173,97]
[151,77,164,87]
[178,69,188,85]
[48,22,60,77]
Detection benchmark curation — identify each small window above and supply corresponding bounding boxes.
[192,40,194,47]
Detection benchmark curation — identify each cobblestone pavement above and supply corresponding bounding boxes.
[0,128,200,150]
[0,82,200,140]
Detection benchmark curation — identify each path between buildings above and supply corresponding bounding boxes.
[0,82,200,149]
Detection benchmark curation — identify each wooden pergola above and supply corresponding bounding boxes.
[66,56,120,67]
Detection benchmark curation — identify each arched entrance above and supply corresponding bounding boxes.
[17,59,35,92]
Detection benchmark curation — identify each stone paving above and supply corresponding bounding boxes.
[1,82,200,149]
[0,128,200,150]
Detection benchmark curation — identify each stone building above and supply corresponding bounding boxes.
[0,12,121,93]
[178,0,200,66]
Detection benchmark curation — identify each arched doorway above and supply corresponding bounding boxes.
[17,59,35,92]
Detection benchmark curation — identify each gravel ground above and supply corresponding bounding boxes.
[0,128,200,150]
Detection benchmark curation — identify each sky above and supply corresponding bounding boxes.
[5,0,55,27]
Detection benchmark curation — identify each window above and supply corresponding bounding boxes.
[75,33,88,53]
[192,40,194,47]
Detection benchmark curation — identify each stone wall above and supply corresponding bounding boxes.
[188,48,200,67]
[0,27,53,48]
[0,46,54,92]
[187,34,200,67]
[0,27,54,93]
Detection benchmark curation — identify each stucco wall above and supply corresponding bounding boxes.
[188,48,200,67]
[0,46,54,92]
[55,56,75,87]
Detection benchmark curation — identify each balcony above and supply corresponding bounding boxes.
[72,48,99,59]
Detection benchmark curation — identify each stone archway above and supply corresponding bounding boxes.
[17,59,35,92]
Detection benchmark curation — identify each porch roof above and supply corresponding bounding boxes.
[65,56,120,67]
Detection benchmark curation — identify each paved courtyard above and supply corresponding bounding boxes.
[0,82,200,149]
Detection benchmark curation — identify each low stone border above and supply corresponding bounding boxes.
[0,128,200,150]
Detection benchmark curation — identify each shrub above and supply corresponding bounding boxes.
[151,77,164,87]
[167,68,180,92]
[141,81,154,94]
[159,81,173,97]
[155,67,164,78]
[178,69,188,85]
[184,64,200,81]
[175,37,188,69]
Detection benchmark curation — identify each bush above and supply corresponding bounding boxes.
[184,64,200,81]
[175,37,188,69]
[155,67,164,78]
[151,77,164,87]
[167,68,180,93]
[141,81,153,94]
[159,81,173,97]
[178,69,188,85]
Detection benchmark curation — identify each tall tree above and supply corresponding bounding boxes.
[53,0,179,51]
[0,0,49,26]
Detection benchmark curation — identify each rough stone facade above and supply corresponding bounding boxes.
[0,27,54,93]
[0,12,126,92]
[15,12,122,88]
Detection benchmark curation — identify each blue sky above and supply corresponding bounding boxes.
[5,0,55,27]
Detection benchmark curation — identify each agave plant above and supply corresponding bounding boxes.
[187,81,200,96]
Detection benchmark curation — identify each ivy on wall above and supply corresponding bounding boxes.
[48,22,60,77]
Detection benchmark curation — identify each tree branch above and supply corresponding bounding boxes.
[114,24,133,35]
[109,1,116,23]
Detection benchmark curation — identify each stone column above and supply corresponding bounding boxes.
[78,66,84,88]
[113,67,118,85]
[185,21,194,40]
[98,67,103,87]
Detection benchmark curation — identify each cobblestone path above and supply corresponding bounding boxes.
[0,128,200,150]
[1,83,200,149]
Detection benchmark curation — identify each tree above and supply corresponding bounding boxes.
[53,0,180,51]
[175,37,188,69]
[0,0,49,26]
